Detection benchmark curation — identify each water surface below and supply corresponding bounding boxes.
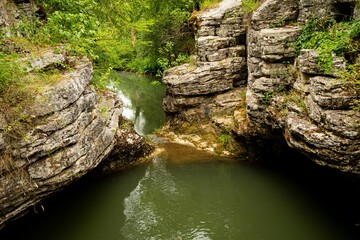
[110,72,165,135]
[0,151,357,240]
[0,72,358,240]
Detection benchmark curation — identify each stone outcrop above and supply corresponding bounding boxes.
[245,0,359,174]
[162,0,360,174]
[0,0,36,32]
[163,0,247,122]
[0,0,18,29]
[0,51,152,226]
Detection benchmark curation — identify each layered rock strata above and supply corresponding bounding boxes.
[0,52,151,226]
[162,0,360,173]
[245,0,359,173]
[163,0,247,122]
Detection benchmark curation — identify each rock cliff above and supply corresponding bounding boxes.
[0,0,152,227]
[162,0,360,173]
[0,51,152,226]
[163,0,246,122]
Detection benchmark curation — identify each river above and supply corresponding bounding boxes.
[0,72,359,240]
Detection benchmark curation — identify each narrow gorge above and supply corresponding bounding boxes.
[0,0,359,237]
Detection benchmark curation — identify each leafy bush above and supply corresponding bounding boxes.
[156,41,190,76]
[200,0,221,9]
[242,0,259,13]
[295,18,360,72]
[341,59,360,110]
[0,53,23,92]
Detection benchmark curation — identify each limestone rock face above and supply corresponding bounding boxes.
[162,0,359,174]
[245,0,360,174]
[0,53,151,226]
[284,52,360,173]
[162,0,246,121]
[298,0,359,23]
[0,0,18,29]
[0,0,37,31]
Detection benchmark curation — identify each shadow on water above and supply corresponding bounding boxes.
[0,72,359,239]
[0,146,359,240]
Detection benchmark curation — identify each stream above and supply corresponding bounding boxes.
[0,72,359,240]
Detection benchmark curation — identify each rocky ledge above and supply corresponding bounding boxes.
[162,0,360,173]
[163,0,246,122]
[159,0,248,156]
[0,51,152,227]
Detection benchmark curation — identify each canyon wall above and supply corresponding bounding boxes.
[0,0,152,227]
[162,0,360,173]
[163,0,247,123]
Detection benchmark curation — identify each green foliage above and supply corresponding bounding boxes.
[295,18,360,73]
[218,133,229,146]
[242,0,259,13]
[261,91,273,105]
[5,0,203,78]
[341,59,360,110]
[0,53,23,92]
[200,0,221,9]
[156,41,190,76]
[92,67,114,90]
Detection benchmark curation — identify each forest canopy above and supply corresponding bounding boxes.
[4,0,222,77]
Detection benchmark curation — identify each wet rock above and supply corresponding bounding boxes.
[98,121,154,174]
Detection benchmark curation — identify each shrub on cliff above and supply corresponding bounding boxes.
[295,17,360,72]
[0,53,22,92]
[295,17,360,109]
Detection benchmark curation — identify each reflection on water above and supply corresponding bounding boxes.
[0,71,358,240]
[121,157,180,239]
[110,72,165,135]
[0,145,358,240]
[119,148,357,240]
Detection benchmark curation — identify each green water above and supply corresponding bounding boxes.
[110,72,165,135]
[0,149,357,240]
[0,72,358,239]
